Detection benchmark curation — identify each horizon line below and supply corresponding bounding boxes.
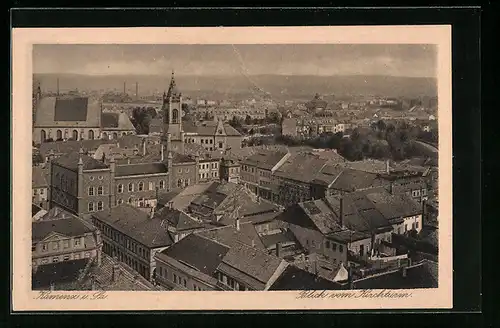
[33,72,437,79]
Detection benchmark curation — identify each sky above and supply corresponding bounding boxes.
[33,44,437,78]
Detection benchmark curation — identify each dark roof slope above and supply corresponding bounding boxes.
[53,152,109,171]
[54,97,89,121]
[159,233,230,276]
[241,150,289,170]
[32,217,95,243]
[115,163,168,177]
[352,260,438,289]
[32,166,49,188]
[39,139,117,158]
[154,207,204,231]
[101,112,120,128]
[269,265,344,290]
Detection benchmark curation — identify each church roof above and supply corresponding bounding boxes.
[34,96,102,127]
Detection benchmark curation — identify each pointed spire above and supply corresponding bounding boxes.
[166,69,179,98]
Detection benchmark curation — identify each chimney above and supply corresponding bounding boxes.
[143,139,146,156]
[389,182,394,195]
[235,218,240,231]
[123,81,126,94]
[402,266,408,278]
[251,239,255,248]
[386,159,390,174]
[135,82,139,100]
[276,242,282,258]
[339,197,344,228]
[150,206,155,219]
[160,144,164,161]
[56,78,59,96]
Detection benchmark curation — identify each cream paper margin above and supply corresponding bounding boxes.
[12,26,452,311]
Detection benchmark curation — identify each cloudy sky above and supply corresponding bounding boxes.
[33,44,436,78]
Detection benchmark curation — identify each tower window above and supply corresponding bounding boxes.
[172,109,179,124]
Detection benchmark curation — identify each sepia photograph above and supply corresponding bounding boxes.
[12,26,452,310]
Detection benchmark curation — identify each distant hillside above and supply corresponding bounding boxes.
[34,73,437,100]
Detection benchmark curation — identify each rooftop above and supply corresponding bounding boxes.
[32,166,49,188]
[115,162,168,177]
[92,204,174,248]
[32,215,95,243]
[34,96,102,127]
[32,258,91,290]
[153,207,204,231]
[39,139,117,158]
[197,222,265,250]
[269,264,344,291]
[101,112,135,131]
[53,152,109,171]
[241,150,289,170]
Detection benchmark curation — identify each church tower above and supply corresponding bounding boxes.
[162,71,183,141]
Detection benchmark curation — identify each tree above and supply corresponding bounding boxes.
[245,115,253,125]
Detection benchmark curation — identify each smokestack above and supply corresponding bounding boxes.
[235,218,240,231]
[136,82,139,100]
[56,78,59,96]
[123,81,126,94]
[276,242,282,258]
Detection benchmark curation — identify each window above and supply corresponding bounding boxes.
[149,182,155,191]
[74,239,81,247]
[339,245,344,252]
[74,254,80,259]
[159,180,165,189]
[98,175,103,180]
[97,201,104,211]
[63,255,70,261]
[137,181,144,191]
[88,187,95,196]
[85,252,91,258]
[53,257,59,263]
[332,243,337,251]
[118,199,123,205]
[63,240,69,248]
[183,279,187,287]
[88,202,95,212]
[139,199,144,207]
[219,142,223,149]
[159,266,163,277]
[128,183,134,192]
[416,222,419,229]
[118,184,124,193]
[40,189,44,195]
[90,176,95,181]
[177,179,183,187]
[184,168,189,173]
[97,186,104,195]
[325,240,330,249]
[173,274,177,284]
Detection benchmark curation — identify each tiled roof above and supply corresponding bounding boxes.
[154,207,204,231]
[148,118,163,134]
[101,112,135,131]
[92,204,174,248]
[269,265,344,291]
[39,139,117,158]
[158,233,230,277]
[275,153,330,183]
[329,168,384,192]
[115,162,168,177]
[324,195,390,233]
[312,164,344,185]
[32,204,44,217]
[241,150,289,170]
[34,96,101,127]
[260,230,298,249]
[116,135,145,149]
[218,241,286,289]
[53,152,109,171]
[39,206,80,222]
[352,260,438,289]
[298,199,342,235]
[197,222,265,250]
[365,190,422,220]
[32,216,95,243]
[32,258,91,290]
[341,159,390,174]
[32,166,49,188]
[327,229,371,243]
[172,152,195,164]
[158,183,215,210]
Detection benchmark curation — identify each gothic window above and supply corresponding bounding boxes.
[56,130,62,140]
[88,130,95,140]
[159,180,165,189]
[97,186,104,195]
[88,202,95,212]
[149,182,155,190]
[138,181,144,191]
[97,201,103,211]
[128,183,134,192]
[72,130,78,140]
[118,184,123,193]
[128,197,133,204]
[88,187,94,196]
[112,132,118,140]
[172,109,179,123]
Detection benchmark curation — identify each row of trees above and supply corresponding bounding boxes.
[131,107,158,135]
[271,120,437,161]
